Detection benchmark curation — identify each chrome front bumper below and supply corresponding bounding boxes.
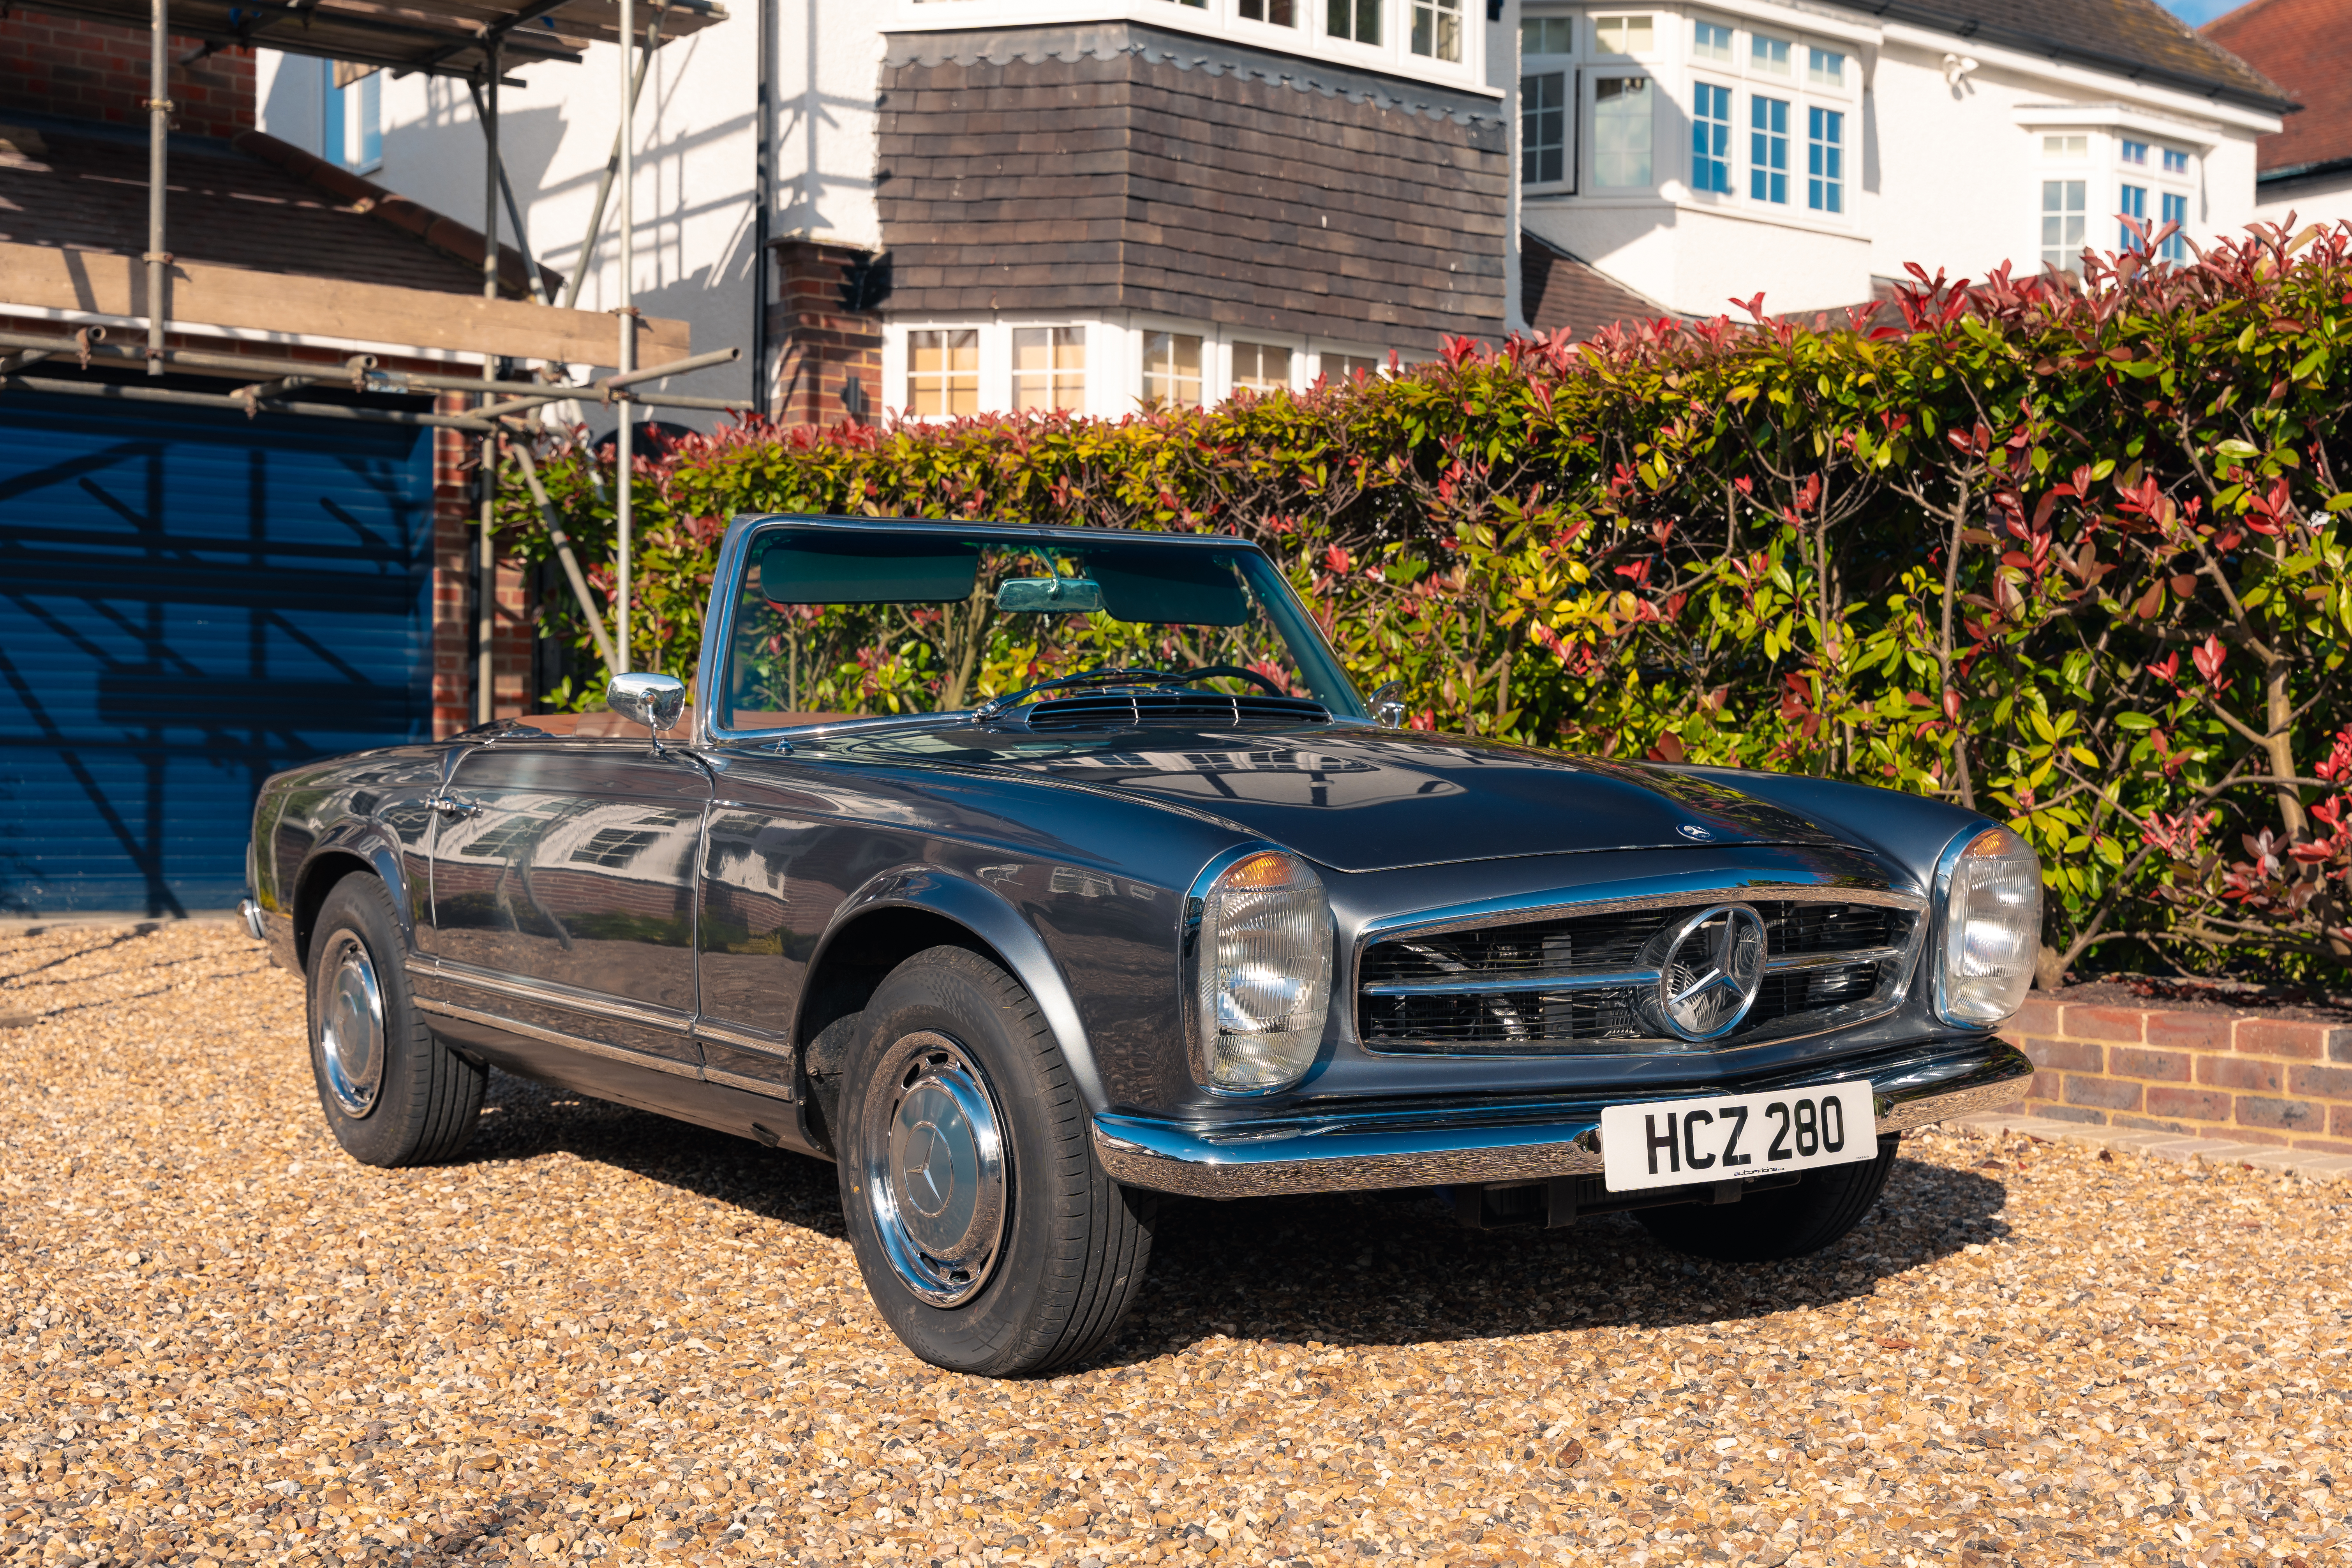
[1090,1037,2030,1199]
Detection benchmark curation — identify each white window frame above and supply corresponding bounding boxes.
[1520,13,1578,196]
[1588,70,1658,191]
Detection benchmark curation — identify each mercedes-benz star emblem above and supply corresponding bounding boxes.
[1654,903,1768,1041]
[1676,823,1715,841]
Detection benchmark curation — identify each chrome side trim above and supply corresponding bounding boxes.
[414,997,702,1081]
[695,1019,791,1055]
[703,1065,795,1102]
[407,958,695,1037]
[1090,1039,2031,1199]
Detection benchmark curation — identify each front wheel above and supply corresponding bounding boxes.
[306,873,484,1167]
[1636,1137,1901,1262]
[837,946,1155,1376]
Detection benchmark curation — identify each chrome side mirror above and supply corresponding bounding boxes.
[1368,680,1407,728]
[607,672,688,752]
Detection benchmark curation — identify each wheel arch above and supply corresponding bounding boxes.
[795,868,1109,1113]
[291,830,412,973]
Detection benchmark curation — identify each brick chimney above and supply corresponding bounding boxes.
[0,11,255,141]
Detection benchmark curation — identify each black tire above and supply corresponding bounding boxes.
[306,873,484,1167]
[1635,1137,1901,1262]
[837,945,1155,1376]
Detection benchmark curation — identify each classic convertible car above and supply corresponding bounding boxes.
[245,515,2038,1376]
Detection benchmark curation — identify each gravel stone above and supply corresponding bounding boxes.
[5,923,2348,1567]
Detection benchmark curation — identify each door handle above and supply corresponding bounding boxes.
[427,792,482,820]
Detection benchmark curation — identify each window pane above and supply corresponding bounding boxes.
[2041,179,2086,268]
[1012,326,1085,413]
[1595,14,1651,51]
[1594,77,1652,188]
[1329,0,1379,43]
[1693,19,1731,61]
[1234,342,1292,392]
[1749,95,1787,204]
[1326,353,1380,383]
[1691,81,1732,193]
[2160,191,2188,261]
[2042,134,2086,158]
[1522,71,1568,185]
[1807,47,1842,86]
[907,328,979,418]
[1807,105,1841,213]
[1522,16,1572,53]
[1412,0,1461,60]
[1752,34,1789,72]
[2120,182,2147,249]
[2120,139,2148,166]
[1143,332,1204,411]
[2162,148,2189,174]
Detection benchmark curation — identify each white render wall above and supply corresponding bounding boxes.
[2255,174,2352,236]
[1514,1,2281,321]
[257,0,886,419]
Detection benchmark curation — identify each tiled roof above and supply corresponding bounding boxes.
[1821,0,2293,111]
[0,114,557,298]
[2203,0,2352,176]
[1520,234,1675,340]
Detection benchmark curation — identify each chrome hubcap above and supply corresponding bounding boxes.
[316,931,385,1118]
[861,1031,1007,1307]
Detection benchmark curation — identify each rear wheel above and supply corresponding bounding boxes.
[1636,1137,1900,1261]
[306,874,483,1167]
[837,945,1155,1376]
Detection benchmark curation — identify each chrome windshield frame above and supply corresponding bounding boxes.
[692,513,1369,749]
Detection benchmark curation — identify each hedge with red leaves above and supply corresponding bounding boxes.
[505,223,2352,980]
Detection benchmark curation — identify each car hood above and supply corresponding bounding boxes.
[808,721,1848,873]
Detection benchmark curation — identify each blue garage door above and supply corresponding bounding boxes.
[0,392,435,915]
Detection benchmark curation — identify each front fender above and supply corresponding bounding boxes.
[294,820,418,968]
[804,866,1111,1115]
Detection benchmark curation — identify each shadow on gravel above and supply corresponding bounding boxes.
[1120,1155,2012,1359]
[464,1068,849,1238]
[462,1071,2009,1360]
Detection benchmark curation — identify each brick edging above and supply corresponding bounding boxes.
[1999,997,2352,1155]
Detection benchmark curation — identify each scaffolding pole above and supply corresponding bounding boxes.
[478,40,503,726]
[615,0,637,677]
[146,0,168,375]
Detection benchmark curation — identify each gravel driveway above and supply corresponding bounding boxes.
[3,922,2346,1568]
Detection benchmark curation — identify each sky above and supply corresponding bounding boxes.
[2157,0,2238,24]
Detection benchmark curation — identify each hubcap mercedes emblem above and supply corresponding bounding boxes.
[1650,903,1768,1041]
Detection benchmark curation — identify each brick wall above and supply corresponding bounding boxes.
[2003,997,2352,1154]
[429,416,536,738]
[0,12,255,140]
[769,240,884,426]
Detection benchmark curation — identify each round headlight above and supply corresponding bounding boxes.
[1935,824,2042,1027]
[1190,849,1333,1092]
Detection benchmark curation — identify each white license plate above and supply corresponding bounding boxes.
[1599,1081,1879,1192]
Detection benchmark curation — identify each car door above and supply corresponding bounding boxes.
[423,734,711,1075]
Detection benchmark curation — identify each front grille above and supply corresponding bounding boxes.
[1019,691,1331,730]
[1356,898,1915,1054]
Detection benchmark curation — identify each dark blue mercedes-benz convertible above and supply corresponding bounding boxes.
[244,515,2038,1375]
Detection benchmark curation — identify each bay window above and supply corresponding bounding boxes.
[1806,106,1842,213]
[1692,82,1732,194]
[1012,327,1085,413]
[1410,0,1461,61]
[907,329,979,418]
[1750,96,1788,204]
[1522,71,1571,186]
[2042,180,2086,268]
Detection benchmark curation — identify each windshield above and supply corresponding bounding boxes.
[713,526,1364,732]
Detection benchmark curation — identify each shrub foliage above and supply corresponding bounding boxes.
[503,224,2352,981]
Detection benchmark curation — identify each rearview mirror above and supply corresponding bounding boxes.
[995,576,1104,614]
[607,672,688,751]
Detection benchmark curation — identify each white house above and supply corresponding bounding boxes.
[253,0,2292,422]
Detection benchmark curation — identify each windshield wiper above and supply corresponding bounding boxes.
[973,667,1173,721]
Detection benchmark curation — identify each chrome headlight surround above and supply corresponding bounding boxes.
[1932,823,2042,1028]
[1183,845,1334,1094]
